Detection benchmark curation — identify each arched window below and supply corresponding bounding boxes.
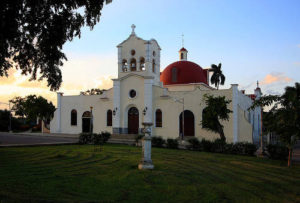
[140,57,145,71]
[122,59,128,72]
[71,109,77,126]
[152,59,156,73]
[130,58,136,71]
[156,109,162,127]
[181,53,184,60]
[107,110,112,126]
[172,67,177,82]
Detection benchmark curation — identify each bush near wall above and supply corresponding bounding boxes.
[266,144,289,160]
[166,138,179,149]
[79,133,93,144]
[152,136,165,148]
[187,138,257,156]
[79,132,111,145]
[187,138,201,150]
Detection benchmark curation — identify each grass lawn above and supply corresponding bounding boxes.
[0,144,299,202]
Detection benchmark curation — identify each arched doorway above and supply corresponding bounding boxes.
[128,107,139,134]
[82,111,92,133]
[179,110,195,137]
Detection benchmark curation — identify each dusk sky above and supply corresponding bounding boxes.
[1,0,299,109]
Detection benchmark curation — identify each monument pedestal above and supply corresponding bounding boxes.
[138,122,154,170]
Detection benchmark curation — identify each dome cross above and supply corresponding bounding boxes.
[131,24,136,34]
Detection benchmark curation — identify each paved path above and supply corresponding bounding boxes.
[0,132,78,147]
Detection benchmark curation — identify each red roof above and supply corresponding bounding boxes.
[247,94,256,100]
[160,61,208,86]
[179,47,187,52]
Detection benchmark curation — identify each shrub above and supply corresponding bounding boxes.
[211,139,226,153]
[187,137,201,150]
[79,133,92,144]
[226,142,257,156]
[152,136,165,148]
[201,139,213,152]
[135,134,144,145]
[92,133,103,145]
[266,144,289,160]
[166,138,178,149]
[100,131,111,143]
[243,143,257,156]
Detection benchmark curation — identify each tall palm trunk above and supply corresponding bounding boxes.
[217,124,226,142]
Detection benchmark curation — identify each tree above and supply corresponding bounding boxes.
[81,88,105,95]
[250,82,300,167]
[0,0,112,91]
[10,95,55,123]
[209,63,225,90]
[202,95,232,142]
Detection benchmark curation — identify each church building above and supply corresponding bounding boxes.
[50,25,262,144]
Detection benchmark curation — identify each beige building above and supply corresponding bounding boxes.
[50,25,262,144]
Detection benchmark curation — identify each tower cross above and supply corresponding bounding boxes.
[131,24,136,34]
[182,33,184,47]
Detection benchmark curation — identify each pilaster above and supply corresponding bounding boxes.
[144,79,154,125]
[231,84,239,143]
[56,92,63,133]
[113,80,121,133]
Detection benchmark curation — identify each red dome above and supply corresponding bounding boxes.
[160,61,208,85]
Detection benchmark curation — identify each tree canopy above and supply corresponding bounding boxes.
[209,63,225,90]
[10,95,55,122]
[251,82,300,167]
[81,88,105,95]
[0,0,110,90]
[202,95,232,142]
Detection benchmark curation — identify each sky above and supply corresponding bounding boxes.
[1,0,300,109]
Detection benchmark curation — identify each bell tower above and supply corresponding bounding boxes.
[116,25,161,84]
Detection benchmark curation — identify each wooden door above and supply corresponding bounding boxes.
[128,107,139,134]
[180,110,195,137]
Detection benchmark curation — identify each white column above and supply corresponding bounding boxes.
[144,79,153,124]
[231,84,239,143]
[117,46,122,76]
[56,92,63,133]
[145,41,151,74]
[113,80,121,133]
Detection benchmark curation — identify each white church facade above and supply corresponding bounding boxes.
[50,25,262,144]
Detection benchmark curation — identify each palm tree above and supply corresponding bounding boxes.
[202,95,232,142]
[209,63,225,90]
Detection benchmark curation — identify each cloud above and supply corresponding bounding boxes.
[294,62,300,66]
[93,75,114,90]
[260,73,292,85]
[0,53,117,109]
[297,44,300,48]
[265,89,281,95]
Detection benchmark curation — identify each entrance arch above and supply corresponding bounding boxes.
[179,110,195,137]
[128,107,139,134]
[82,111,93,133]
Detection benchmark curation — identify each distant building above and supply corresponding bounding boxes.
[50,25,262,144]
